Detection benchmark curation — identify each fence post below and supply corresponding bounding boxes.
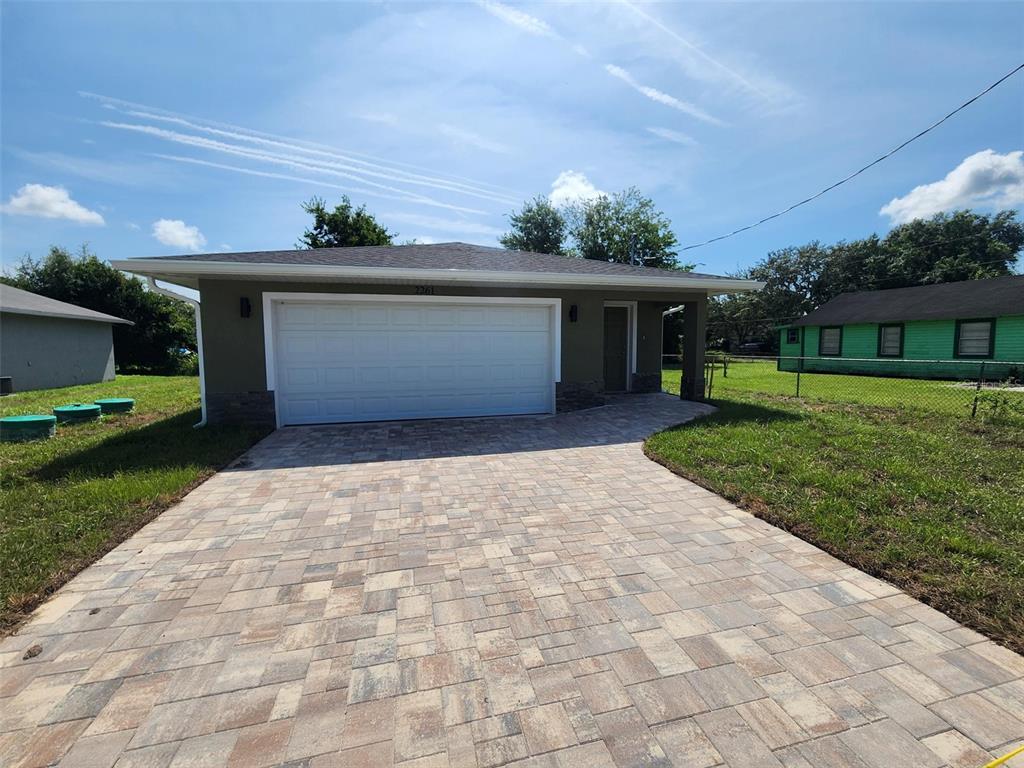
[971,361,985,419]
[796,368,801,398]
[706,358,715,399]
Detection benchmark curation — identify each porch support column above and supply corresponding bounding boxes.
[679,296,707,401]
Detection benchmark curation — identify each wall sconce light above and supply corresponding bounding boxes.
[240,297,252,318]
[569,304,579,323]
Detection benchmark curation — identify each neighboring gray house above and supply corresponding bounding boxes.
[0,285,132,392]
[113,242,761,427]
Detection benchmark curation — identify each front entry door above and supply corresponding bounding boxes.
[603,306,629,392]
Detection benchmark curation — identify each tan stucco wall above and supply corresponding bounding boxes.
[0,313,116,392]
[197,279,706,396]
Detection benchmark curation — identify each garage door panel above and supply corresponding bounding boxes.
[319,306,355,326]
[424,365,457,385]
[355,306,389,325]
[279,335,318,361]
[284,398,321,420]
[279,305,319,326]
[322,398,357,419]
[391,365,422,384]
[389,307,423,325]
[358,366,391,386]
[274,299,554,425]
[323,367,355,386]
[458,308,485,326]
[320,336,355,357]
[285,367,319,387]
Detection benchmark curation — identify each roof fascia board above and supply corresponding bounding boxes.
[111,259,765,293]
[0,306,132,325]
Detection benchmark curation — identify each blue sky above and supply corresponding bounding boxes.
[2,1,1022,278]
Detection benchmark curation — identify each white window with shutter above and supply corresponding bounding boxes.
[878,325,902,357]
[957,320,993,358]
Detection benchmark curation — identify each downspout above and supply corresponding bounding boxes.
[147,277,207,428]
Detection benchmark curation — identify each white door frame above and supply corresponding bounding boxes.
[262,292,562,427]
[603,301,638,392]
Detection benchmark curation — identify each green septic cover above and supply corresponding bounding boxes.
[0,414,56,442]
[94,398,135,412]
[53,403,102,421]
[1,415,57,424]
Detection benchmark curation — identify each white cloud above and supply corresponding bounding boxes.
[99,118,514,212]
[605,65,723,126]
[549,170,605,206]
[125,222,141,230]
[437,124,512,155]
[646,126,697,146]
[0,183,105,225]
[152,219,207,251]
[880,149,1024,224]
[475,0,557,38]
[617,0,764,99]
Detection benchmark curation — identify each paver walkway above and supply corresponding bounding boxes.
[2,393,1022,768]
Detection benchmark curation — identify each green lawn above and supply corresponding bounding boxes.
[645,393,1024,654]
[0,376,269,633]
[662,360,1022,418]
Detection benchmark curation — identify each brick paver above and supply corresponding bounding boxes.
[2,393,1022,767]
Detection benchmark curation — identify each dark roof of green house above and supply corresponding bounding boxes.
[789,275,1024,327]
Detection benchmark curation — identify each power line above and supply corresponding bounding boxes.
[678,62,1024,252]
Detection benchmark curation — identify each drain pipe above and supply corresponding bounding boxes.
[147,277,207,428]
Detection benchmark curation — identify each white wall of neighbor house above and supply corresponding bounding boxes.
[0,313,117,391]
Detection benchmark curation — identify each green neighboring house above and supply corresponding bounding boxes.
[778,275,1024,380]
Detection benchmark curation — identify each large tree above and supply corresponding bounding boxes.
[501,187,694,270]
[567,188,688,269]
[499,196,567,254]
[709,209,1023,351]
[298,196,394,248]
[3,246,197,373]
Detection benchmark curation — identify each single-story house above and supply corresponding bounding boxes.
[778,275,1024,380]
[0,285,132,392]
[113,243,762,427]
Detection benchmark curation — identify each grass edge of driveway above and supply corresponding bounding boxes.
[643,395,1024,656]
[1,376,271,636]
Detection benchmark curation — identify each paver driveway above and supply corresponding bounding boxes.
[2,393,1023,768]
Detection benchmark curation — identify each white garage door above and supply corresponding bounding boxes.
[270,298,556,425]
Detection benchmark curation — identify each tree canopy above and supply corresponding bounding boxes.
[708,209,1023,350]
[500,187,694,270]
[498,196,567,255]
[298,195,394,248]
[3,246,197,373]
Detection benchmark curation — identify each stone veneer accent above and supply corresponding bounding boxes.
[631,372,662,393]
[207,391,276,426]
[556,381,605,412]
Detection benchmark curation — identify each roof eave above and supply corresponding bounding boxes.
[0,307,133,325]
[111,259,765,295]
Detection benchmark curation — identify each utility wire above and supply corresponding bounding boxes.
[678,62,1024,252]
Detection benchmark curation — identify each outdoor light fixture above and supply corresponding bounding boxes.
[569,304,578,323]
[240,297,252,318]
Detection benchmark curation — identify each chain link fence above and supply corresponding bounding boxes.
[662,354,1024,422]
